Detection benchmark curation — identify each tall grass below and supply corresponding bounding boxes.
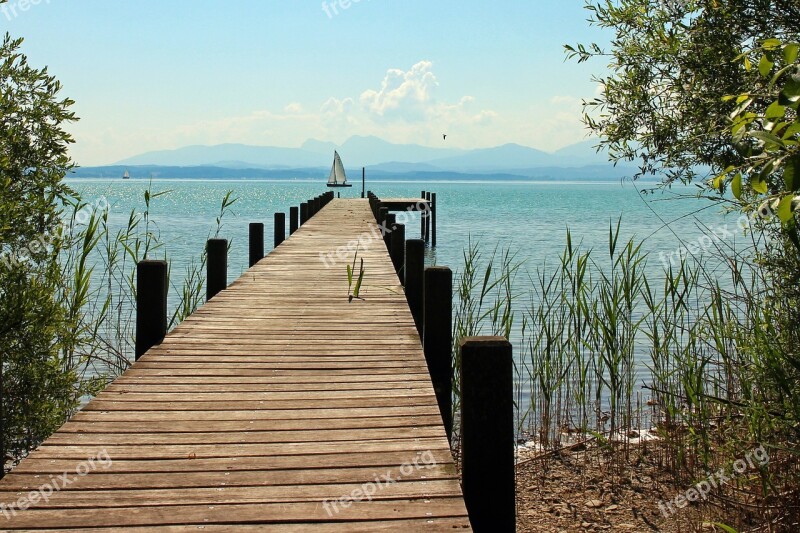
[448,217,797,527]
[450,238,522,446]
[60,185,237,389]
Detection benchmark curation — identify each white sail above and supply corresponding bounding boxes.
[327,151,347,185]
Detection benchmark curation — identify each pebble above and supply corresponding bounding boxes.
[585,499,603,508]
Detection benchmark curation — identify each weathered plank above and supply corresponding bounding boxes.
[0,199,470,530]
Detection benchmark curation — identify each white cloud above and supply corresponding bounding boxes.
[69,60,592,164]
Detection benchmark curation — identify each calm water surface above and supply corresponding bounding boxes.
[68,178,746,414]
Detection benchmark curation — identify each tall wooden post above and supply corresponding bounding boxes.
[425,192,432,244]
[249,223,264,268]
[136,260,168,360]
[390,223,405,282]
[274,213,286,248]
[207,238,227,301]
[423,266,453,442]
[384,213,395,250]
[420,191,426,240]
[361,167,365,199]
[405,239,424,335]
[300,202,309,225]
[460,337,515,532]
[378,206,388,230]
[431,192,437,248]
[289,206,299,234]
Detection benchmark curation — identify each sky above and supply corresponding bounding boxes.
[2,0,612,166]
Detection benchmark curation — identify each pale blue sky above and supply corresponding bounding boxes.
[3,1,610,165]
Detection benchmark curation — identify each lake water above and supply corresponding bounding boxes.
[67,177,748,415]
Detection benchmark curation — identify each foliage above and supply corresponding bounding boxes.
[0,31,84,468]
[0,28,239,470]
[522,223,799,528]
[722,38,800,236]
[567,0,800,189]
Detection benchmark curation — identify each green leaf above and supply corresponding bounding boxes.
[763,38,782,51]
[765,100,786,120]
[785,155,800,191]
[751,173,769,194]
[731,172,743,199]
[784,43,799,64]
[712,174,725,192]
[777,194,795,222]
[713,524,738,533]
[759,55,774,77]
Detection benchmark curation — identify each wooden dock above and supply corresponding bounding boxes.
[0,199,471,530]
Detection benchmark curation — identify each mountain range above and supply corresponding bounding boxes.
[74,135,635,180]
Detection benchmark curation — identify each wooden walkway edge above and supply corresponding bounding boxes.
[0,199,471,530]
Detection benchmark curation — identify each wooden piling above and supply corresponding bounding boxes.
[460,336,515,532]
[300,202,309,225]
[384,213,395,250]
[431,192,437,248]
[405,239,425,335]
[425,192,432,244]
[421,191,426,239]
[249,223,264,268]
[390,222,405,282]
[274,213,286,248]
[423,266,453,442]
[289,206,299,234]
[136,260,168,361]
[206,238,227,301]
[378,206,388,229]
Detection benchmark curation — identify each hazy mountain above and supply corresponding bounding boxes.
[117,143,330,168]
[337,135,464,166]
[112,136,621,174]
[553,139,611,166]
[426,143,555,171]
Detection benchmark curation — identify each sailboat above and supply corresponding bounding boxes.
[122,169,130,180]
[326,151,352,188]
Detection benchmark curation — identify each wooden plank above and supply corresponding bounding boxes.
[0,199,470,530]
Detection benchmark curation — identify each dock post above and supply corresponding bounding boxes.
[384,213,395,250]
[378,206,388,230]
[249,223,264,268]
[300,202,309,225]
[431,192,437,248]
[274,212,286,248]
[460,337,515,532]
[405,239,424,334]
[361,167,365,198]
[423,266,453,442]
[425,192,432,244]
[136,260,168,361]
[309,198,316,218]
[390,222,405,282]
[420,191,427,240]
[207,238,227,301]
[289,206,299,235]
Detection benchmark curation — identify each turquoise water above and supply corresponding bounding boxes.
[67,177,748,414]
[68,177,742,279]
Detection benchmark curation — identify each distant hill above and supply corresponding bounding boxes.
[110,135,617,175]
[71,163,637,182]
